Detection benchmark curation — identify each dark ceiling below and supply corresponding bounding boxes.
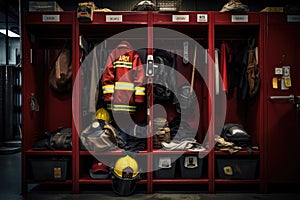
[0,0,20,34]
[0,0,298,36]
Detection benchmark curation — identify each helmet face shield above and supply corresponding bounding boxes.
[112,179,137,196]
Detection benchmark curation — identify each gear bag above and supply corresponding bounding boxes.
[33,127,72,150]
[81,121,118,152]
[220,0,249,12]
[220,123,252,148]
[49,41,72,94]
[50,128,72,150]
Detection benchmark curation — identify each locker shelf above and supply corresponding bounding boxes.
[26,149,73,156]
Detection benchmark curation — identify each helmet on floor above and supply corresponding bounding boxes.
[95,108,111,123]
[111,155,140,196]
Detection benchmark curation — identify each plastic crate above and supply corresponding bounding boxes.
[156,0,181,12]
[30,157,69,181]
[217,158,258,179]
[154,156,176,178]
[29,1,63,11]
[180,155,203,178]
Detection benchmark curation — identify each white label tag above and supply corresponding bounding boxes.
[287,15,300,22]
[106,15,123,22]
[197,14,208,22]
[172,15,189,22]
[231,15,248,22]
[275,67,283,75]
[42,15,60,22]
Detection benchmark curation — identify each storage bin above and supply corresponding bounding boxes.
[29,1,63,11]
[30,157,69,181]
[154,156,176,178]
[217,158,258,179]
[179,155,203,178]
[156,0,181,12]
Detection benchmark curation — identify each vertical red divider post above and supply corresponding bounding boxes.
[147,11,154,194]
[208,11,215,194]
[259,12,267,194]
[72,11,80,194]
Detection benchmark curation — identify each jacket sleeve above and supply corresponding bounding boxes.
[102,54,115,102]
[133,53,146,103]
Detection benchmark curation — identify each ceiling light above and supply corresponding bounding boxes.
[0,29,20,38]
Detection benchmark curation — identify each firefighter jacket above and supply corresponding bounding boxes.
[102,41,146,112]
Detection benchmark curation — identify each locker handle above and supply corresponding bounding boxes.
[269,94,295,103]
[269,94,294,100]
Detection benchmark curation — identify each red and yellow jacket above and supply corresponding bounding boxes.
[102,41,146,112]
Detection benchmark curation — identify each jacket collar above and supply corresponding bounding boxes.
[117,41,132,49]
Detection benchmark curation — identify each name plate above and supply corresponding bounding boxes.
[197,14,208,22]
[287,15,300,23]
[42,15,60,22]
[106,15,123,22]
[172,15,189,22]
[231,15,248,23]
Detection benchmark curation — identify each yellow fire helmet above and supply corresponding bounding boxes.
[95,108,111,123]
[113,155,139,179]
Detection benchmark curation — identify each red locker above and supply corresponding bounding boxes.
[263,13,300,188]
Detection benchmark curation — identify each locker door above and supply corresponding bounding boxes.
[265,13,300,184]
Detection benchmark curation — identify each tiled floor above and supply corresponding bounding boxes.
[0,152,22,200]
[0,152,300,200]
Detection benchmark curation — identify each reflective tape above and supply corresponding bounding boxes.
[135,86,146,96]
[115,82,135,91]
[113,61,133,68]
[107,104,136,112]
[102,85,115,94]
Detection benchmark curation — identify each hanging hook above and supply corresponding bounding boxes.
[248,36,255,49]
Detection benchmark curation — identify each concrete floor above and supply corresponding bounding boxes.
[1,152,300,200]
